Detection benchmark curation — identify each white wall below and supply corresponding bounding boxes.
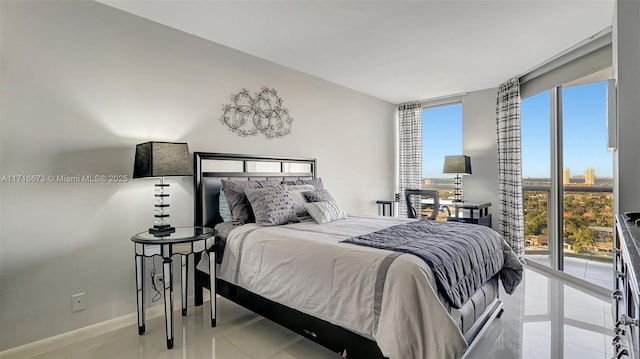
[0,1,395,349]
[613,0,640,213]
[462,88,499,230]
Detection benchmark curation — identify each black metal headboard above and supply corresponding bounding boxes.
[193,152,317,228]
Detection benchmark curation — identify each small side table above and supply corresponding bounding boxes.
[131,226,215,349]
[446,202,492,227]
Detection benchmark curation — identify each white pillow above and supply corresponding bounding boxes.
[302,201,347,224]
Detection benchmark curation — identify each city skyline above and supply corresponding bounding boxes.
[421,166,612,181]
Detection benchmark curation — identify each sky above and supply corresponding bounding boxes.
[421,103,462,178]
[421,80,612,179]
[521,80,612,178]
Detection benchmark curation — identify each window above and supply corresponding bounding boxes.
[519,31,614,289]
[522,79,613,289]
[421,102,462,219]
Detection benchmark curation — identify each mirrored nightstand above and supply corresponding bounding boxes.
[131,226,215,349]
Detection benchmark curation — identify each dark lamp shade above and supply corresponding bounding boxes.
[133,142,193,178]
[442,155,472,175]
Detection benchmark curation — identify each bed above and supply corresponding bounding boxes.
[192,152,522,359]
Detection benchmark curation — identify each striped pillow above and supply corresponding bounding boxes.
[302,201,347,224]
[244,185,298,226]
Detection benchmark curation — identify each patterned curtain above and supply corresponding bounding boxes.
[496,78,525,260]
[398,102,422,217]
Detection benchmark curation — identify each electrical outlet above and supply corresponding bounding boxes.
[71,293,86,312]
[154,274,164,289]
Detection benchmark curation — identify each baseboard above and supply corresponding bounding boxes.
[0,297,207,359]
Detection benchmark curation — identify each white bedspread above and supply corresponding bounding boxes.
[197,215,467,359]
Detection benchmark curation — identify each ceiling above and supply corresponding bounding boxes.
[99,0,615,104]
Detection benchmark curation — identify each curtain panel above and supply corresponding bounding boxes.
[496,78,525,260]
[398,102,422,217]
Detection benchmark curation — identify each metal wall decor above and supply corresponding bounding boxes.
[220,87,293,139]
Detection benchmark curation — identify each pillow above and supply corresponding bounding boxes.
[303,189,335,202]
[281,177,325,190]
[219,188,232,222]
[303,201,347,224]
[285,184,315,219]
[244,185,298,226]
[221,179,279,224]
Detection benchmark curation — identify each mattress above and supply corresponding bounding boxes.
[197,215,507,358]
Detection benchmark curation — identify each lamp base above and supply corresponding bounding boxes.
[149,225,175,237]
[452,174,464,202]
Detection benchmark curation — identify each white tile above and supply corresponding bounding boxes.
[563,285,606,310]
[523,322,551,338]
[563,341,606,359]
[563,325,608,353]
[269,338,342,359]
[564,303,606,328]
[522,329,553,359]
[176,337,252,359]
[223,318,302,359]
[523,269,550,301]
[523,295,550,316]
[25,348,72,359]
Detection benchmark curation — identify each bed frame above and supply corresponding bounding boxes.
[192,152,503,358]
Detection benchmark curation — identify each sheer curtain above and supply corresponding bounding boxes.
[496,78,525,260]
[397,102,422,217]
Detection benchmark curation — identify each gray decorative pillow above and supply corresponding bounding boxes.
[303,189,335,202]
[285,184,315,219]
[303,201,347,224]
[245,185,299,226]
[281,178,324,190]
[221,179,279,224]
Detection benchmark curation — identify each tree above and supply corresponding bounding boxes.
[573,228,596,254]
[525,214,547,236]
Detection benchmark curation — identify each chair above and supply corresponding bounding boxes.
[405,189,440,220]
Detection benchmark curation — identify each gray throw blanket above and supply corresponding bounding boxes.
[342,220,523,309]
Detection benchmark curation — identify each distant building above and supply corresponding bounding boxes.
[526,235,548,248]
[595,242,613,255]
[585,167,595,186]
[423,179,432,185]
[590,226,614,240]
[562,167,597,186]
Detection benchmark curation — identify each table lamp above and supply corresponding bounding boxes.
[133,141,193,236]
[442,155,472,203]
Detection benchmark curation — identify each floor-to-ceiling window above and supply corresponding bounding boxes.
[522,78,613,290]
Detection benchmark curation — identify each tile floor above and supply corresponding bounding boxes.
[22,267,614,359]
